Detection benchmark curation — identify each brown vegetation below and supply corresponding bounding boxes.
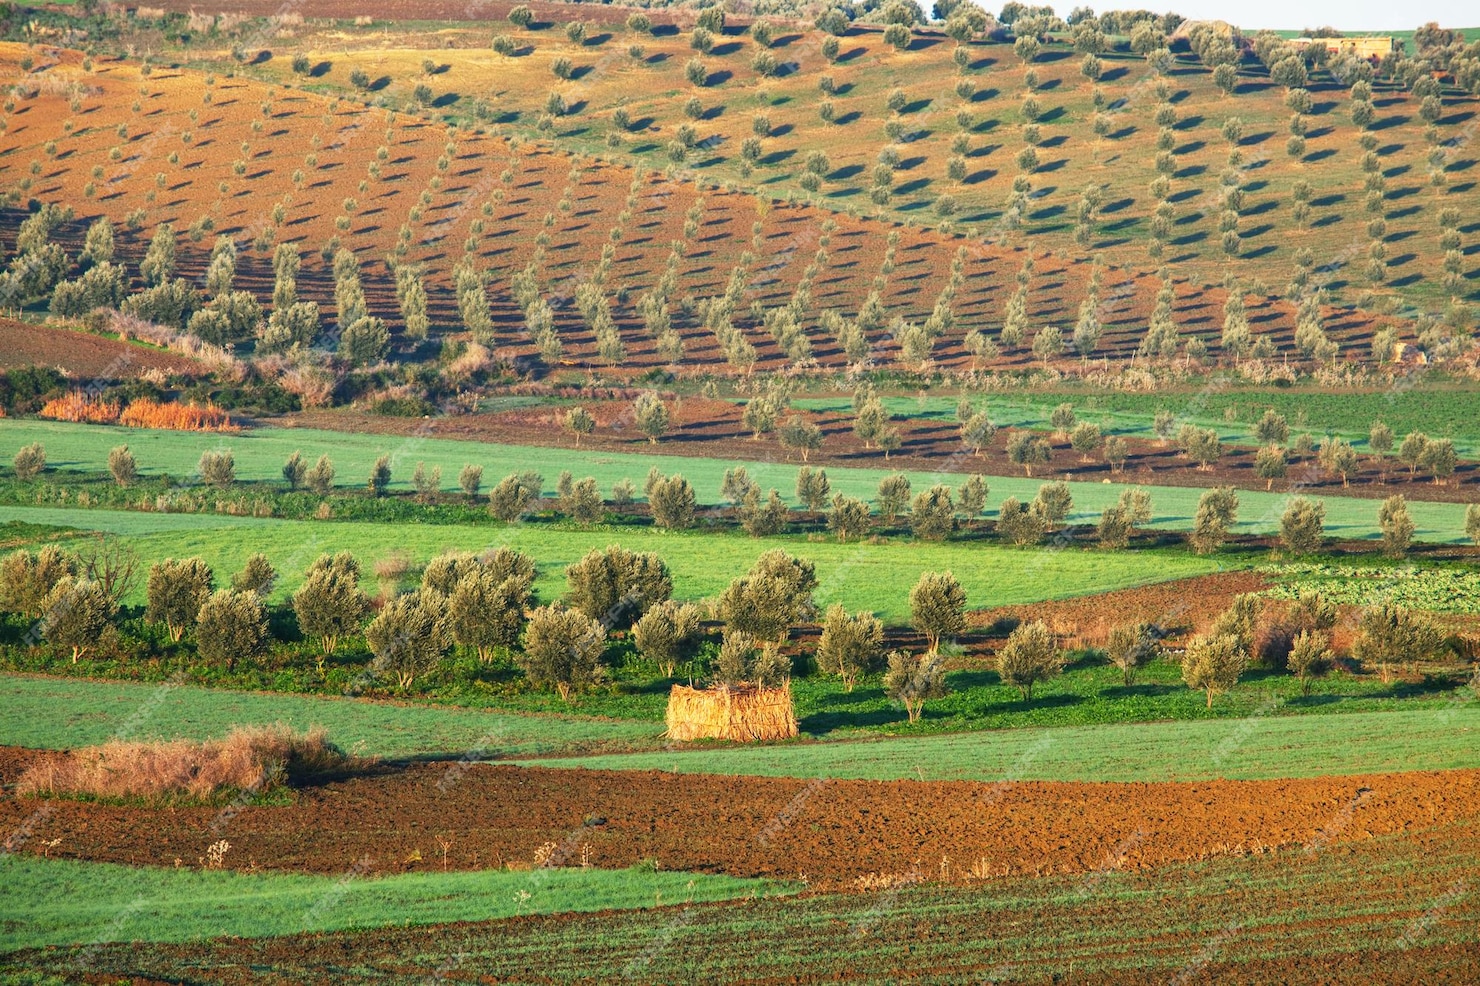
[16,724,344,801]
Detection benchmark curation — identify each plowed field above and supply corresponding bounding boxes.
[5,746,1477,890]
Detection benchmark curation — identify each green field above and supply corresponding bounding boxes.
[794,387,1480,458]
[5,674,1473,782]
[0,504,1228,619]
[0,675,661,758]
[527,704,1480,782]
[4,419,1478,543]
[0,855,790,952]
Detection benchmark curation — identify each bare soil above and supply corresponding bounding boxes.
[5,746,1479,891]
[0,319,201,378]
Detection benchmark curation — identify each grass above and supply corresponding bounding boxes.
[4,672,1474,781]
[0,675,661,759]
[523,703,1480,782]
[0,854,793,953]
[5,419,1480,542]
[794,386,1480,458]
[0,503,1227,619]
[13,818,1476,983]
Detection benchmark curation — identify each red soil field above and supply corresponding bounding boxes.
[0,46,1409,382]
[4,745,1478,890]
[0,318,201,378]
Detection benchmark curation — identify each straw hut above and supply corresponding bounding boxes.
[664,683,798,742]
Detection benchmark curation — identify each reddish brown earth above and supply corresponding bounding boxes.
[0,47,1411,384]
[973,570,1269,646]
[5,746,1479,890]
[0,319,201,378]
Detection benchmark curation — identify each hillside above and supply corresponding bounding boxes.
[0,40,1427,383]
[119,0,1480,328]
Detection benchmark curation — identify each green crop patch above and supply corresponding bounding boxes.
[0,504,1226,619]
[524,705,1480,783]
[1262,562,1480,614]
[0,855,793,952]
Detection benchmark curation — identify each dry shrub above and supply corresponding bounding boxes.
[17,724,347,801]
[120,398,238,432]
[447,342,492,381]
[373,552,411,597]
[135,5,167,19]
[278,365,337,408]
[109,312,245,382]
[40,392,121,424]
[138,367,169,388]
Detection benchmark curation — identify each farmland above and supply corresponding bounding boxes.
[1,0,1479,981]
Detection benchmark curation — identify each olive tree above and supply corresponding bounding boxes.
[230,553,277,596]
[1180,632,1247,707]
[108,445,137,487]
[0,546,76,618]
[1279,497,1325,555]
[876,473,912,525]
[713,630,791,688]
[146,557,214,642]
[565,545,671,629]
[13,442,45,480]
[717,550,817,644]
[282,450,306,490]
[198,450,234,489]
[1377,494,1414,558]
[366,589,451,690]
[40,576,113,663]
[632,600,703,677]
[1032,481,1073,531]
[1287,629,1332,696]
[648,473,696,530]
[564,406,595,447]
[292,552,369,656]
[1189,487,1239,554]
[909,571,965,652]
[1351,603,1444,678]
[997,620,1062,701]
[305,455,335,495]
[910,485,956,541]
[458,464,483,499]
[796,467,831,511]
[195,588,270,671]
[1105,621,1160,686]
[633,392,670,444]
[518,604,606,701]
[488,471,544,521]
[1006,431,1051,476]
[817,604,884,691]
[447,570,529,662]
[829,494,870,541]
[883,649,948,723]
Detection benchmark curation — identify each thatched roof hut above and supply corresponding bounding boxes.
[664,683,798,743]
